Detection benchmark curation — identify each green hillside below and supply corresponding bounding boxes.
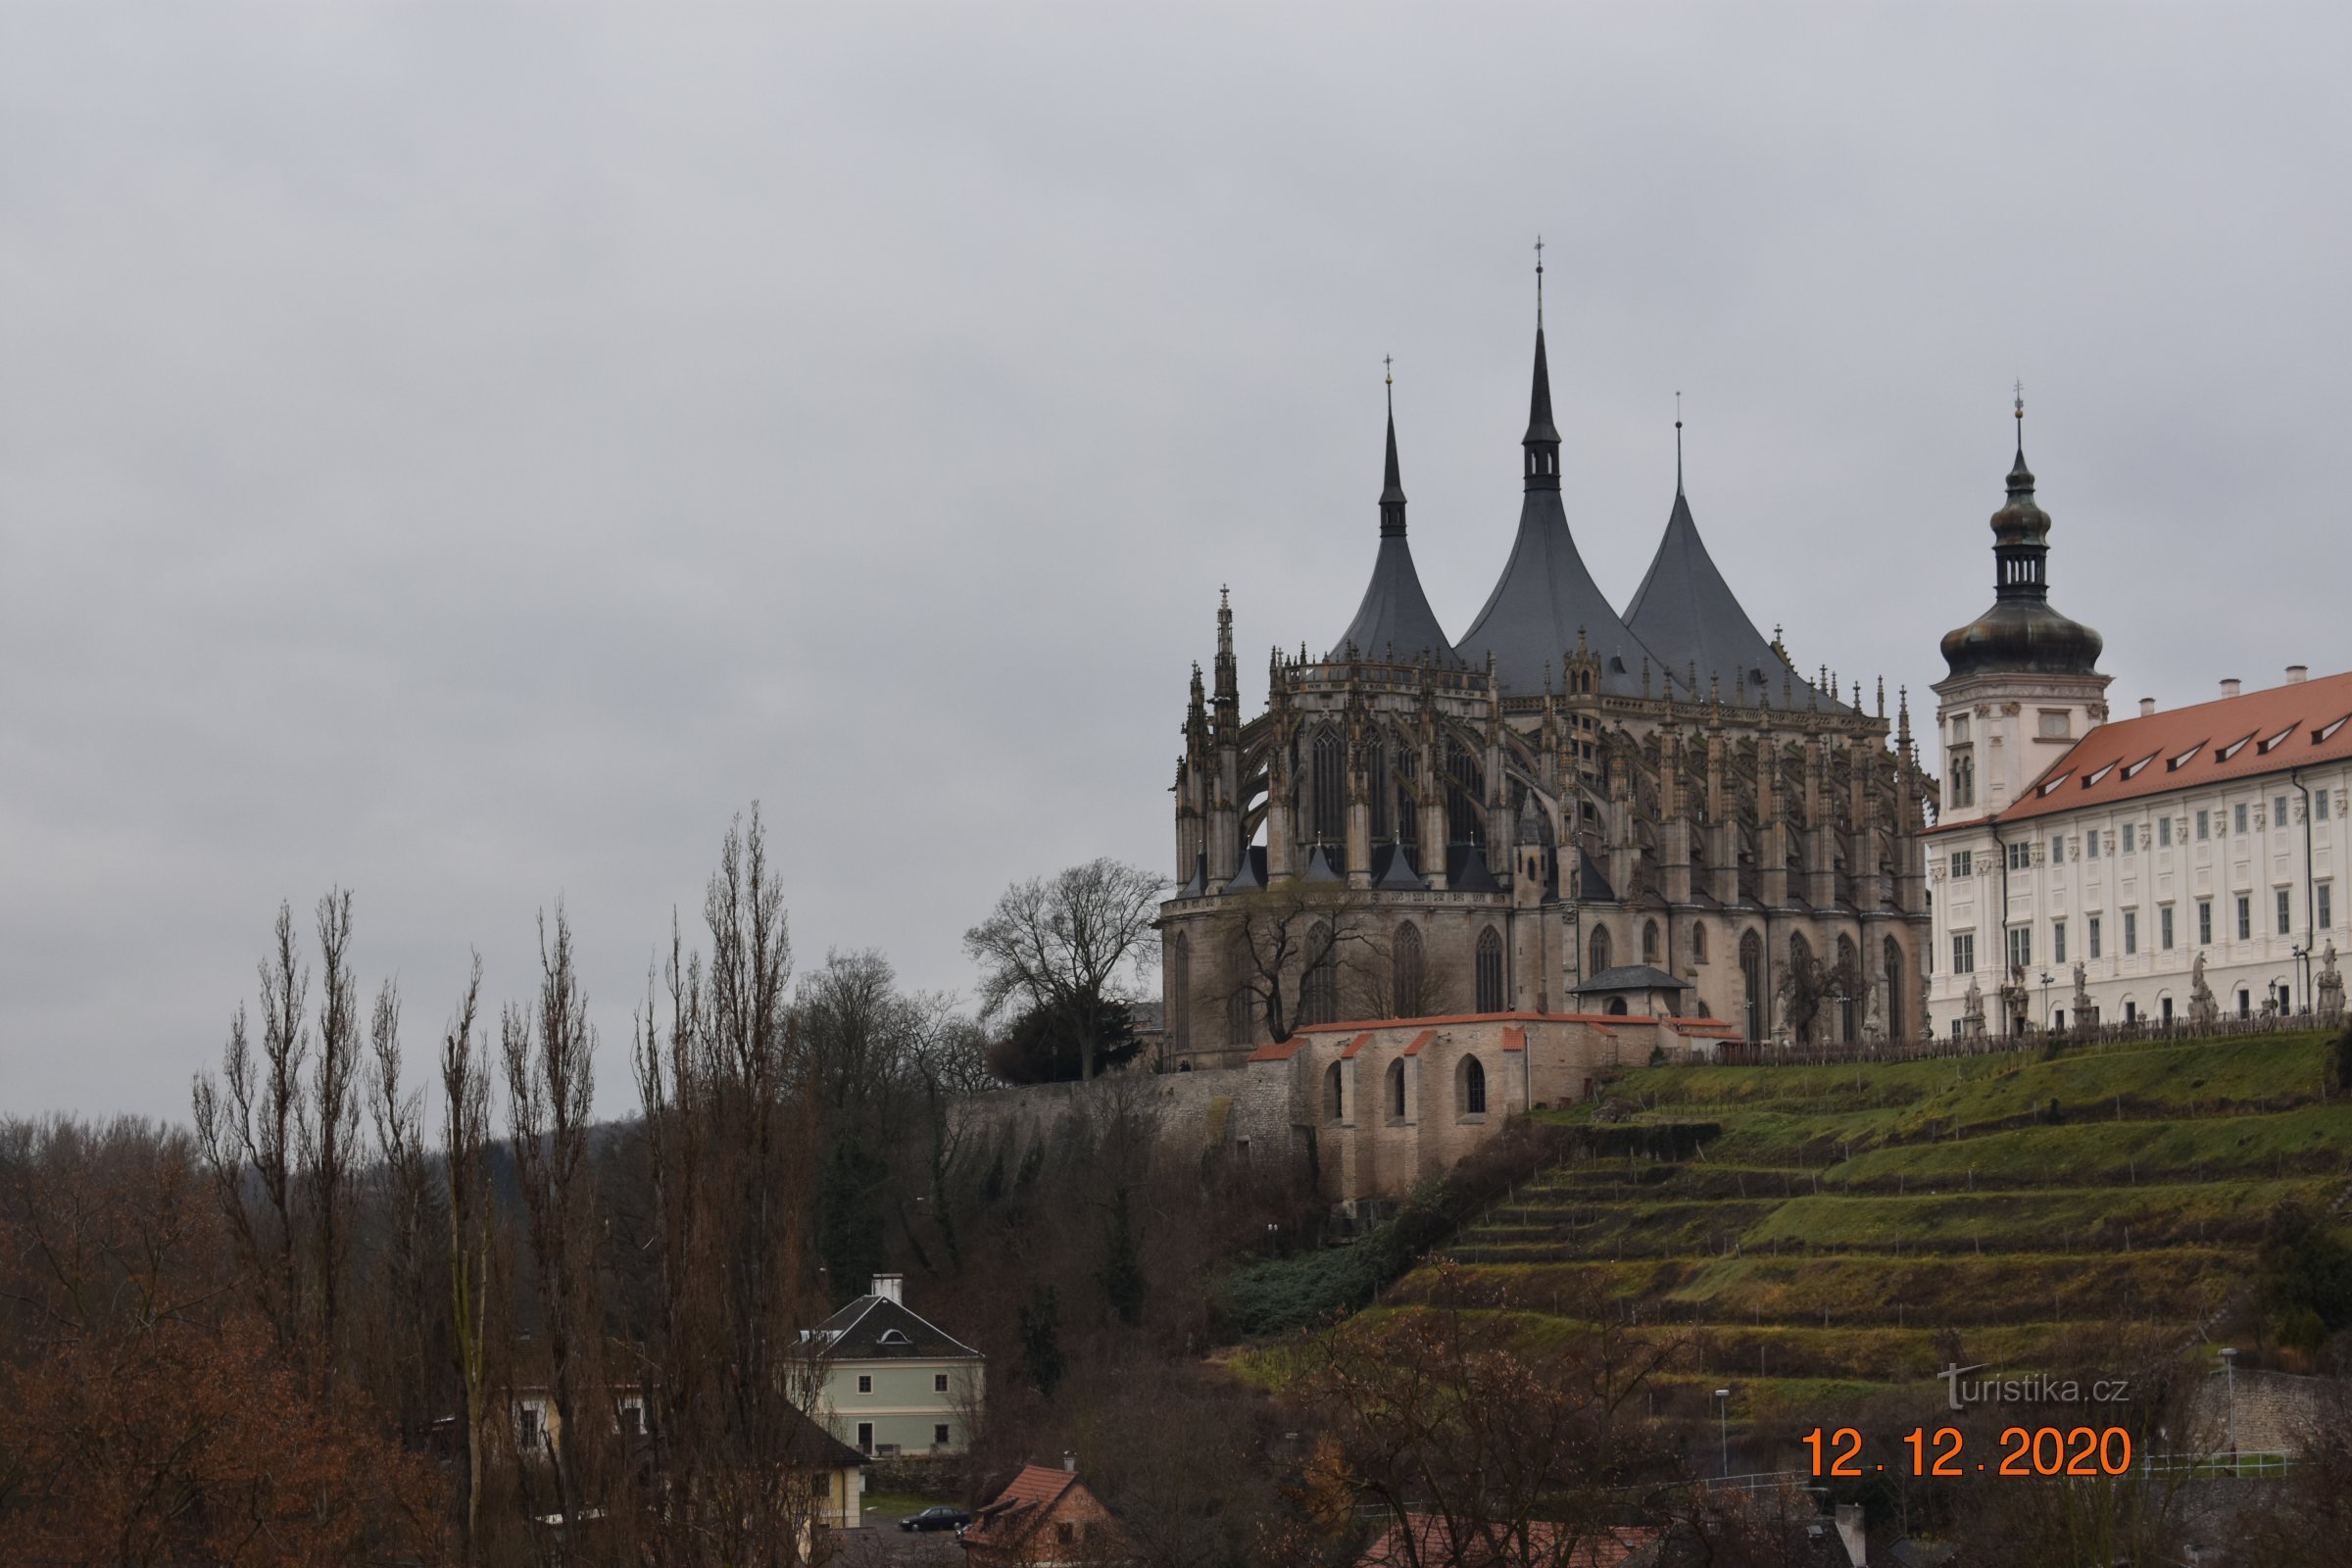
[1396,1029,2352,1408]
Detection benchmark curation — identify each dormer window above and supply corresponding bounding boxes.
[877,1329,911,1347]
[2217,731,2257,761]
[2317,714,2350,745]
[2259,724,2299,755]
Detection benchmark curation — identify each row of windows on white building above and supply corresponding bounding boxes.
[1945,881,2328,978]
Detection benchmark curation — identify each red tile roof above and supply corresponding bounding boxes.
[1399,1028,1437,1056]
[1340,1031,1375,1059]
[961,1463,1130,1563]
[1965,670,2352,828]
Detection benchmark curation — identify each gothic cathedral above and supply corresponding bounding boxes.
[1158,310,1935,1067]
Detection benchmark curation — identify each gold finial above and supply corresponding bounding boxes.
[1534,234,1544,322]
[1384,353,1393,387]
[2014,378,2025,420]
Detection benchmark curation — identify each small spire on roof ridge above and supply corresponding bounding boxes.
[1876,676,1886,719]
[1675,390,1685,497]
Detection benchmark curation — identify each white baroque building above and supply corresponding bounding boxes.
[1926,408,2352,1035]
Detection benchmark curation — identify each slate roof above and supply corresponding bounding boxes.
[1984,668,2352,826]
[1452,325,1673,697]
[1332,398,1462,666]
[1573,964,1690,994]
[805,1293,982,1362]
[1624,487,1839,713]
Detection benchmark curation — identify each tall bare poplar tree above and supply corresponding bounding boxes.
[192,899,312,1349]
[503,907,608,1537]
[440,956,496,1557]
[632,808,825,1565]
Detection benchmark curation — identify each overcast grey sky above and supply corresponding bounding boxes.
[6,5,2347,1121]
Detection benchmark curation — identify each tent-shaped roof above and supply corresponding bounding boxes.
[1623,487,1838,712]
[1332,394,1460,665]
[1452,325,1672,697]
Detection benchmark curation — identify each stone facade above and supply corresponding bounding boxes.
[1158,318,1932,1066]
[954,1007,1739,1205]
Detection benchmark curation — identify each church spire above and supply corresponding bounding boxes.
[1675,391,1685,497]
[1523,242,1561,494]
[1379,357,1406,538]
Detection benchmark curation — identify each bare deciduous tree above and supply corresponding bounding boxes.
[441,955,497,1557]
[632,808,828,1566]
[965,858,1165,1080]
[192,900,310,1347]
[305,888,362,1358]
[502,906,609,1540]
[1213,883,1378,1045]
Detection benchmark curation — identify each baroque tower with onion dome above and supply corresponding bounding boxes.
[1157,281,1935,1069]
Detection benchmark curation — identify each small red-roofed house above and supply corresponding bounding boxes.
[959,1458,1134,1566]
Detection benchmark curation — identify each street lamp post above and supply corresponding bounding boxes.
[2039,970,2053,1033]
[1715,1387,1732,1479]
[2219,1348,2237,1471]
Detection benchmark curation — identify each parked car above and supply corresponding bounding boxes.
[900,1505,972,1533]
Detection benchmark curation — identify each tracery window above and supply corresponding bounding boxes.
[1392,921,1425,1018]
[1642,920,1660,965]
[1446,738,1484,848]
[1300,923,1339,1026]
[1589,924,1612,979]
[1311,727,1345,857]
[1475,927,1504,1012]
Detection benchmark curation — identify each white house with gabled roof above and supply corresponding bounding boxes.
[798,1273,985,1457]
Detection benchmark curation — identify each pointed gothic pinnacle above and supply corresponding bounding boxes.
[1640,656,1650,700]
[1876,676,1886,719]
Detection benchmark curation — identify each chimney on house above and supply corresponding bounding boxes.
[2221,678,2242,698]
[1062,1450,1078,1473]
[1836,1502,1866,1566]
[871,1273,903,1303]
[2288,664,2310,685]
[2139,698,2156,717]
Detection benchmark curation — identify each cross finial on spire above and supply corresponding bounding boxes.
[1534,234,1544,323]
[1384,354,1393,386]
[2014,378,2026,454]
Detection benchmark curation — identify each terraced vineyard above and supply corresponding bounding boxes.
[1396,1029,2352,1413]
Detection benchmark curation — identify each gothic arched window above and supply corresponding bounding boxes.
[1446,737,1483,848]
[1457,1055,1487,1117]
[1475,927,1504,1013]
[1368,738,1390,843]
[1642,920,1660,965]
[1691,920,1709,964]
[1323,1062,1345,1123]
[1311,727,1346,854]
[1387,1057,1407,1121]
[1396,750,1420,849]
[1226,936,1254,1045]
[1884,935,1906,1042]
[1170,933,1191,1051]
[1740,928,1765,1042]
[1301,923,1339,1026]
[1836,934,1859,1043]
[1392,922,1425,1018]
[1589,924,1613,979]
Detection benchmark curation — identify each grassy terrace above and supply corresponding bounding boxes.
[1394,1029,2352,1407]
